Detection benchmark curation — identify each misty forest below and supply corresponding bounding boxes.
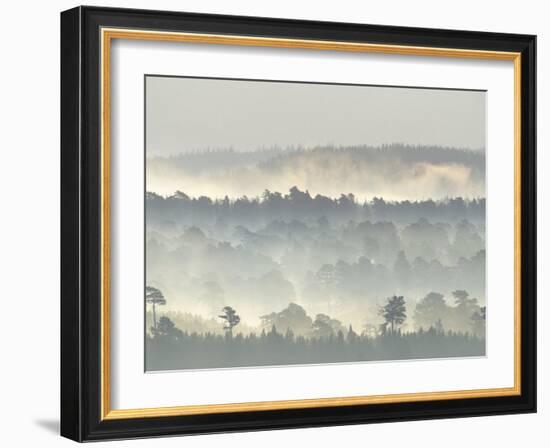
[145,144,486,371]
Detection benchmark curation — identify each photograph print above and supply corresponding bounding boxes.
[144,76,487,371]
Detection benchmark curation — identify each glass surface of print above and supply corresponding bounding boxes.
[145,76,487,371]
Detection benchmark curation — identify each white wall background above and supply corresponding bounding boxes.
[0,1,546,446]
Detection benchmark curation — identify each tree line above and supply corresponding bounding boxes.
[150,143,485,177]
[145,286,485,370]
[146,317,484,370]
[147,187,485,227]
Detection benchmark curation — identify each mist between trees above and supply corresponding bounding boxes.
[146,188,485,326]
[145,190,486,370]
[145,144,486,369]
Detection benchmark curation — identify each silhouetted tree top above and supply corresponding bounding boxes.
[380,295,407,334]
[146,286,166,331]
[219,306,241,334]
[145,286,166,305]
[260,303,313,335]
[151,316,183,341]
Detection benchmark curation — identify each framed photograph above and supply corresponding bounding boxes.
[61,6,536,441]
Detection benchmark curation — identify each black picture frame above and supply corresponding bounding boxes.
[61,5,536,442]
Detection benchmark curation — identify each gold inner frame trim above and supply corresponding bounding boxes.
[100,27,522,421]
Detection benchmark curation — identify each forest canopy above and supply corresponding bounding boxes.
[145,144,486,370]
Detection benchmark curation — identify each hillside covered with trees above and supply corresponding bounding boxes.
[147,144,486,200]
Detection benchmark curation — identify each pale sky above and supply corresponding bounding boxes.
[146,75,486,157]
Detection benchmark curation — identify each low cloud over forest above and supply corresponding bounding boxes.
[147,144,485,201]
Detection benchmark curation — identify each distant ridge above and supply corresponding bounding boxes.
[146,144,486,201]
